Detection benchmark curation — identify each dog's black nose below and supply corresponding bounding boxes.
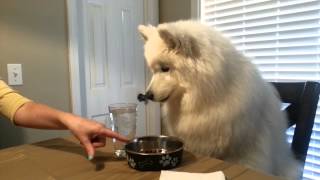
[145,91,154,100]
[137,93,147,102]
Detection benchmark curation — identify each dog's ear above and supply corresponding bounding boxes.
[158,29,200,59]
[138,25,154,42]
[158,29,181,50]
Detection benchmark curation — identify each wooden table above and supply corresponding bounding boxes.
[0,137,283,180]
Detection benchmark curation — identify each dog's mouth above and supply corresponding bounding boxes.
[159,95,170,102]
[159,88,177,102]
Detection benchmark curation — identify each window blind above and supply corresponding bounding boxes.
[200,0,320,179]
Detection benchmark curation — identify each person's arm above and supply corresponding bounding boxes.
[14,102,69,129]
[13,102,128,159]
[0,80,31,121]
[0,80,127,160]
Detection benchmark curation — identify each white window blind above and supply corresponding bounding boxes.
[200,0,320,179]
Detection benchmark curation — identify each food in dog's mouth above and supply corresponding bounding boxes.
[138,91,155,102]
[137,93,169,102]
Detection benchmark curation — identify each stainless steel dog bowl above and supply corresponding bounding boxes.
[125,136,184,171]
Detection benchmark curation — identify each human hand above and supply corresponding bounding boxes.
[60,113,129,160]
[13,101,128,160]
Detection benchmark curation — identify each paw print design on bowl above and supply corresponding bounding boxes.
[170,157,179,167]
[128,157,136,168]
[160,154,172,167]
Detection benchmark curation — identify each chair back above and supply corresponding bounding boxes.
[271,81,320,163]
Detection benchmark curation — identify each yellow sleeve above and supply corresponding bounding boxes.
[0,80,32,122]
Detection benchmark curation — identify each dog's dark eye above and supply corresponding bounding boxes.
[161,65,170,72]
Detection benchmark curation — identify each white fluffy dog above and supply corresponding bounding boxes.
[138,20,300,179]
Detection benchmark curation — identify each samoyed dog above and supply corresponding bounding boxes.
[138,20,300,179]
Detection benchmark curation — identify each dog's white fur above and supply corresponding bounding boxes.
[139,21,300,179]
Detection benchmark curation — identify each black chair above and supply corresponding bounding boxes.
[271,81,320,164]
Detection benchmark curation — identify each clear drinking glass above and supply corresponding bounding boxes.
[106,103,137,158]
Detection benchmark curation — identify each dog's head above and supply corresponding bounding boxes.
[138,21,239,103]
[138,22,202,102]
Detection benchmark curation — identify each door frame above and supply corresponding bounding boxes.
[66,0,160,135]
[191,0,200,20]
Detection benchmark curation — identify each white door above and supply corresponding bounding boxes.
[79,0,146,136]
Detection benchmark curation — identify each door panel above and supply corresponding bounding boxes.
[81,0,146,136]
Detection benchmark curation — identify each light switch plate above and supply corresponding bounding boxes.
[7,64,23,85]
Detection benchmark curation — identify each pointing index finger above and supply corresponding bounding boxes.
[101,128,129,142]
